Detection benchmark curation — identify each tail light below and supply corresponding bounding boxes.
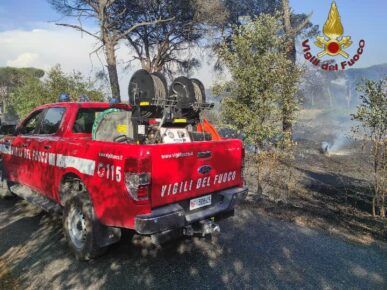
[124,152,151,202]
[125,172,150,200]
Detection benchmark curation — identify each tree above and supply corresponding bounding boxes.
[215,14,301,148]
[213,0,281,59]
[281,0,318,136]
[220,0,317,136]
[0,67,45,122]
[0,67,45,86]
[213,0,316,137]
[214,14,302,195]
[111,0,226,75]
[352,78,387,217]
[50,0,172,101]
[11,65,104,118]
[223,0,280,26]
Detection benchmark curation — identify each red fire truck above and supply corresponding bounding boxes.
[0,72,247,260]
[0,71,247,260]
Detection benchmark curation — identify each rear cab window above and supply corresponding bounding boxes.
[73,108,106,134]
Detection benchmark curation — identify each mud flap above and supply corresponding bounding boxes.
[93,220,122,248]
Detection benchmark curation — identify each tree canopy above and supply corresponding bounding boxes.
[11,65,104,118]
[50,0,173,100]
[0,67,45,90]
[214,14,301,147]
[0,67,45,122]
[111,0,226,74]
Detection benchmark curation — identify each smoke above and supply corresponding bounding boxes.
[329,133,350,153]
[317,111,354,155]
[321,132,351,155]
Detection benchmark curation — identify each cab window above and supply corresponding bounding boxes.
[19,110,44,135]
[39,107,66,135]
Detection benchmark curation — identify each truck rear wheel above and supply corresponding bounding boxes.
[63,192,108,261]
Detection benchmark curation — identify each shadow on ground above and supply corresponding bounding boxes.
[0,197,386,290]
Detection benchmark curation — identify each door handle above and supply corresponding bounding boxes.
[44,145,51,150]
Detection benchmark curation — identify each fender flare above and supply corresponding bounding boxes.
[59,171,121,247]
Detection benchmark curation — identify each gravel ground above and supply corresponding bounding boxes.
[0,198,386,290]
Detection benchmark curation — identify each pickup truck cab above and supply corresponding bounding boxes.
[0,102,247,260]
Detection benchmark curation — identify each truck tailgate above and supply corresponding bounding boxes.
[149,139,243,208]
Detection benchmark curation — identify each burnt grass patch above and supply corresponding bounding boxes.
[243,111,386,244]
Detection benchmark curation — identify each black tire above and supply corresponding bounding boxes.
[0,162,17,199]
[0,180,16,198]
[63,192,108,261]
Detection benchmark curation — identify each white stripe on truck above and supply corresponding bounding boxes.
[56,154,96,176]
[0,144,11,155]
[0,144,95,176]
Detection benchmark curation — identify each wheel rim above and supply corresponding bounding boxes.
[67,207,87,249]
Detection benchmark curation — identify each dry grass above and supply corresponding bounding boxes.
[0,258,19,290]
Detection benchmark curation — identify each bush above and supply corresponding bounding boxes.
[351,78,386,217]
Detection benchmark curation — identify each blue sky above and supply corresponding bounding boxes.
[0,0,386,97]
[1,0,386,66]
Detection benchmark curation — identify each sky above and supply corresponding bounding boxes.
[0,0,386,99]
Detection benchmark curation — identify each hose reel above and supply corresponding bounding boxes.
[128,69,169,118]
[128,69,213,123]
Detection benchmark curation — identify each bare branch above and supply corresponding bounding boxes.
[89,43,105,56]
[293,12,313,35]
[56,23,101,40]
[106,0,117,9]
[127,37,142,58]
[114,17,175,41]
[83,0,100,13]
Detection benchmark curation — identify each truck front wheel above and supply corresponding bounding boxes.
[0,162,17,199]
[63,192,108,261]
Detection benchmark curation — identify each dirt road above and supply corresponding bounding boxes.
[0,198,385,290]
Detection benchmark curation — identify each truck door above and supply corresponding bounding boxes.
[8,109,45,186]
[29,107,66,199]
[1,135,18,182]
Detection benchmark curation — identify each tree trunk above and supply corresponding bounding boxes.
[286,38,297,63]
[282,108,292,138]
[282,0,296,62]
[255,153,262,195]
[105,41,121,101]
[372,196,376,217]
[141,58,152,72]
[373,141,380,217]
[281,0,296,137]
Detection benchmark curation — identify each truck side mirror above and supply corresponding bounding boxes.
[14,126,23,136]
[10,126,17,136]
[0,125,17,136]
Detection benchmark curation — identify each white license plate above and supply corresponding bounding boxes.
[190,195,212,210]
